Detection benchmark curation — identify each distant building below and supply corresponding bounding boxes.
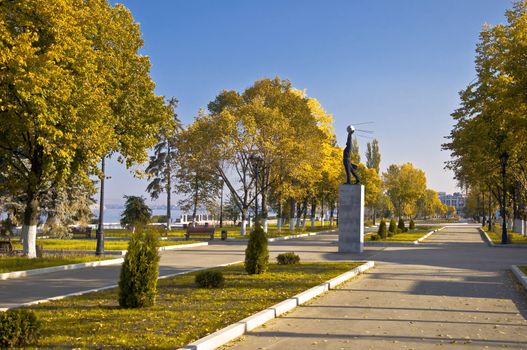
[438,192,466,213]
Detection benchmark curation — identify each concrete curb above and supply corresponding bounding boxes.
[1,242,209,281]
[511,265,527,291]
[0,257,124,281]
[0,260,244,312]
[364,227,445,247]
[178,260,375,350]
[159,242,209,251]
[226,229,337,242]
[479,228,494,247]
[412,227,446,244]
[478,228,527,248]
[364,241,416,247]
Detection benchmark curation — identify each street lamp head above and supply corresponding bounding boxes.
[347,125,355,133]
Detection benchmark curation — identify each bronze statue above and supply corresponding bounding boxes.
[343,125,361,184]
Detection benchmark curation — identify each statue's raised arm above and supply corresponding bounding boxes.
[343,125,361,184]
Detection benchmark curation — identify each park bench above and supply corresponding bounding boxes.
[70,226,93,238]
[185,226,215,240]
[0,238,14,255]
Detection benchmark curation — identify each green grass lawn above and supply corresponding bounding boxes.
[519,266,527,275]
[365,226,440,242]
[11,239,199,251]
[105,224,336,240]
[29,262,362,348]
[0,255,110,273]
[104,228,186,238]
[484,229,527,244]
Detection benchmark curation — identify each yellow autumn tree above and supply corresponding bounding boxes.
[0,0,173,257]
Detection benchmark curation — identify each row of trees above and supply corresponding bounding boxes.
[0,1,455,258]
[443,1,527,233]
[146,74,451,235]
[146,77,346,236]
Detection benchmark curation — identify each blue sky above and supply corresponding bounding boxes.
[103,0,511,205]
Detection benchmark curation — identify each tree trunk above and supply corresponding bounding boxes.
[191,175,199,226]
[320,198,325,227]
[22,193,39,258]
[301,199,307,228]
[166,143,172,232]
[295,202,301,228]
[261,182,268,233]
[289,198,295,232]
[372,207,376,225]
[310,198,316,228]
[329,202,335,228]
[488,188,492,231]
[241,208,248,236]
[166,172,171,231]
[277,200,282,232]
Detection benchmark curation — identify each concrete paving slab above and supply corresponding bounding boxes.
[222,226,527,350]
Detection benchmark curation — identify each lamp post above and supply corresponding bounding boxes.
[500,152,509,244]
[219,177,224,228]
[95,156,105,255]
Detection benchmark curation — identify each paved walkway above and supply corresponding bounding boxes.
[223,225,527,349]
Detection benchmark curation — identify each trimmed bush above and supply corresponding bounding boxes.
[370,234,380,241]
[245,224,269,274]
[195,270,225,288]
[409,219,415,230]
[0,309,41,348]
[276,252,300,265]
[398,218,406,232]
[118,231,160,308]
[377,220,387,239]
[388,218,397,233]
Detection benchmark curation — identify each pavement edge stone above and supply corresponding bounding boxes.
[511,265,527,291]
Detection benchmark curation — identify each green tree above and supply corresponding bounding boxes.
[192,78,325,235]
[383,163,427,219]
[175,112,222,224]
[120,196,152,233]
[244,224,269,274]
[118,231,159,308]
[443,1,527,231]
[366,139,381,173]
[377,219,387,239]
[0,0,173,257]
[145,98,181,230]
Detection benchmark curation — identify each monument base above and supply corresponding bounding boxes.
[338,184,364,253]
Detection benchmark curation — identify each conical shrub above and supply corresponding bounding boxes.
[118,231,160,308]
[388,218,397,233]
[398,218,406,232]
[245,224,269,274]
[378,219,387,239]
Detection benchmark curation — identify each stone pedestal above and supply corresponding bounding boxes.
[338,184,364,253]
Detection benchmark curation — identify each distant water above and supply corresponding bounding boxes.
[92,208,210,224]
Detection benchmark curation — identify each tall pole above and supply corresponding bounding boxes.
[255,162,259,222]
[96,156,105,255]
[500,152,508,244]
[219,179,224,228]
